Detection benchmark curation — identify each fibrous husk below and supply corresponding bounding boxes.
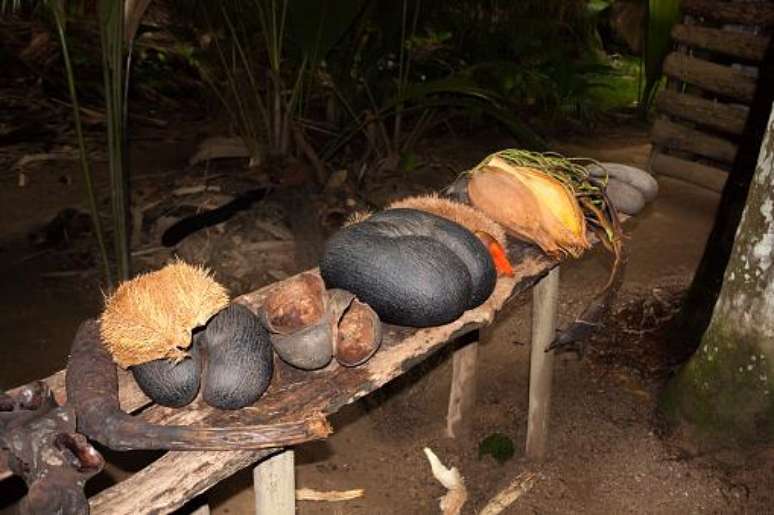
[100,260,229,368]
[468,156,590,257]
[388,194,506,248]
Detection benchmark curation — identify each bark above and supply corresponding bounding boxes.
[662,104,774,441]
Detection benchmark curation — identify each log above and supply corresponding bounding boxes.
[254,450,295,515]
[681,0,774,27]
[650,151,728,193]
[90,449,276,514]
[525,267,559,462]
[446,331,480,438]
[84,246,561,514]
[654,90,748,135]
[671,24,770,62]
[651,118,738,164]
[663,52,757,103]
[7,362,150,413]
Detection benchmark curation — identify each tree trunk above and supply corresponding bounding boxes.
[673,38,774,347]
[662,103,774,441]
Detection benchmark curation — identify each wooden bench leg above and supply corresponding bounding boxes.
[253,449,295,515]
[446,330,480,438]
[526,266,560,462]
[190,504,211,515]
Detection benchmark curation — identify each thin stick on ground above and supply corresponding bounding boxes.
[479,472,538,515]
[295,488,364,502]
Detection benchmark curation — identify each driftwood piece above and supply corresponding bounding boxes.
[525,267,559,462]
[671,24,770,62]
[654,90,748,136]
[479,472,537,515]
[89,449,275,514]
[663,52,757,103]
[0,383,103,515]
[681,0,774,27]
[651,118,738,164]
[650,151,728,192]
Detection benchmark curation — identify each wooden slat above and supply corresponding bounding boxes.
[651,118,738,164]
[682,0,774,27]
[663,52,757,102]
[671,24,770,61]
[651,150,728,193]
[90,449,275,514]
[655,89,748,135]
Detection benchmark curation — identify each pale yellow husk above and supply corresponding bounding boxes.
[469,155,589,257]
[99,260,229,368]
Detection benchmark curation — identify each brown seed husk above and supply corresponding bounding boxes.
[335,296,382,367]
[261,272,327,335]
[468,164,589,257]
[100,261,229,368]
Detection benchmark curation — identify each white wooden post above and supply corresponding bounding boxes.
[253,449,295,515]
[526,266,560,462]
[446,330,480,438]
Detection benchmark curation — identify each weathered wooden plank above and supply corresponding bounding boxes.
[90,449,276,514]
[526,266,559,462]
[681,0,774,27]
[655,89,748,135]
[446,331,480,438]
[254,450,295,515]
[672,24,770,61]
[85,246,560,515]
[650,150,728,193]
[663,52,757,102]
[651,118,739,164]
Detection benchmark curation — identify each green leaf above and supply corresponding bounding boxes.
[478,432,515,464]
[640,0,681,112]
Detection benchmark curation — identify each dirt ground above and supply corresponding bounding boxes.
[2,121,774,514]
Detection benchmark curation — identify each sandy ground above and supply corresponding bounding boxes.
[3,126,773,514]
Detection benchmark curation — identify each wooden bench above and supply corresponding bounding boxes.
[1,237,567,514]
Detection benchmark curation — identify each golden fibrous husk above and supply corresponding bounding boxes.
[100,260,229,368]
[468,154,590,257]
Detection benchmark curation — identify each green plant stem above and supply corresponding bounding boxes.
[50,1,113,289]
[99,0,131,281]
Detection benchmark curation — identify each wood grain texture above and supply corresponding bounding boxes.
[651,118,738,164]
[650,150,728,193]
[663,52,757,103]
[654,90,748,135]
[254,450,295,515]
[446,332,480,438]
[526,267,560,462]
[681,0,774,27]
[671,24,769,62]
[89,449,276,515]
